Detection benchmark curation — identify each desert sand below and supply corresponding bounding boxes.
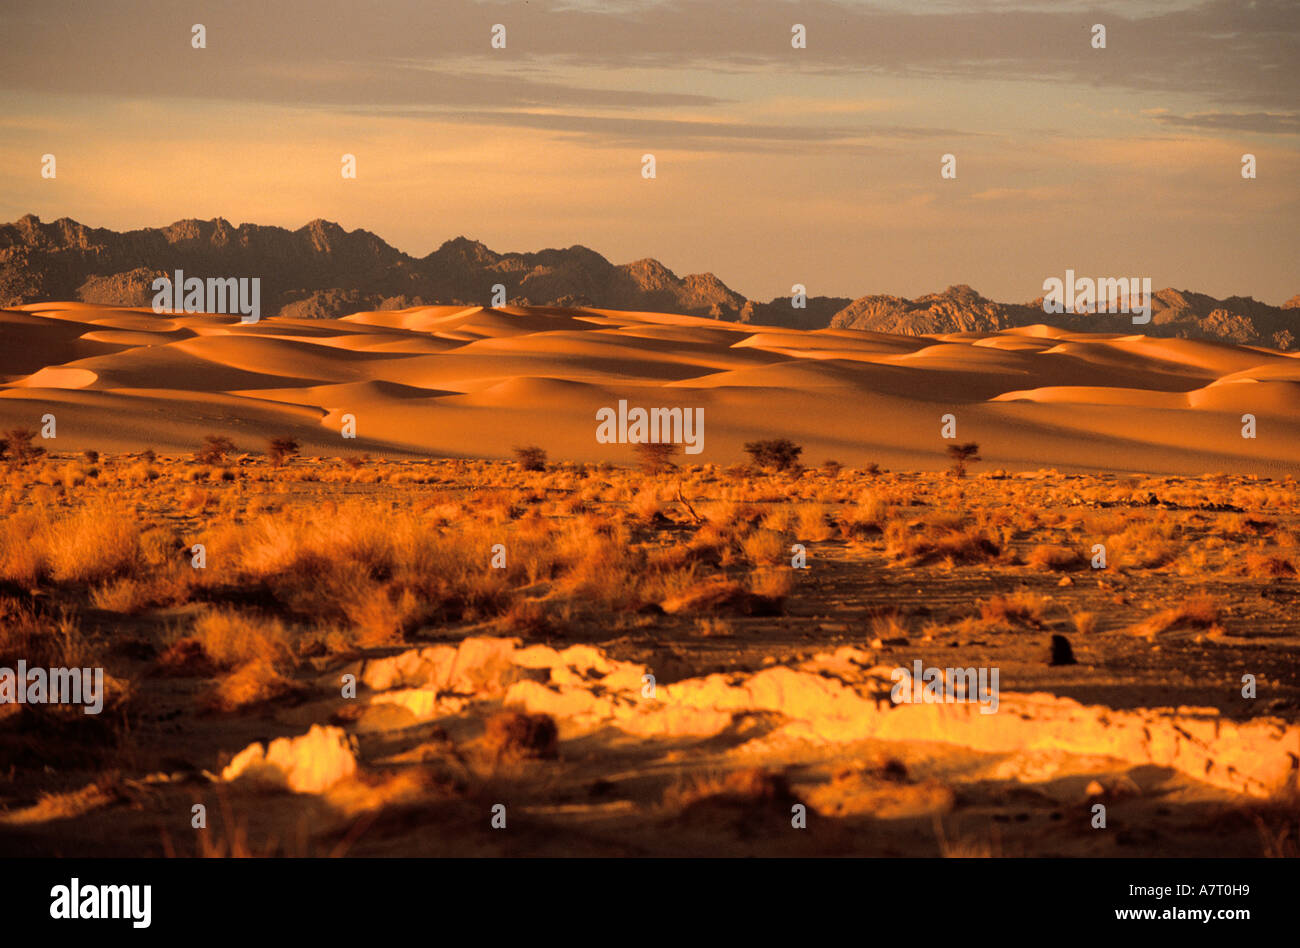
[1,302,1297,858]
[3,302,1298,475]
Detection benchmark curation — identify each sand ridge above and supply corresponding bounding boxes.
[1,302,1296,473]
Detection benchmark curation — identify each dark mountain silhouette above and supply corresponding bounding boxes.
[830,284,1298,350]
[0,214,746,321]
[1,215,1294,349]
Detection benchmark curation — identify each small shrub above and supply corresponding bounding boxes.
[946,442,981,478]
[513,445,548,472]
[634,441,678,475]
[196,435,236,466]
[267,437,300,467]
[744,439,803,472]
[2,428,45,467]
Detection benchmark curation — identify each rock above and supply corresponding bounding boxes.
[221,724,358,794]
[1048,634,1077,666]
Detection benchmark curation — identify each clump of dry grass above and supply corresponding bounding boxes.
[0,597,96,667]
[500,598,558,637]
[886,518,1000,565]
[1105,516,1180,570]
[741,528,785,566]
[1069,610,1099,635]
[483,711,558,761]
[693,616,733,637]
[748,566,795,600]
[838,492,889,538]
[0,511,48,586]
[979,591,1050,628]
[795,503,834,542]
[203,659,297,713]
[44,503,143,585]
[90,577,157,614]
[339,582,423,648]
[179,607,295,669]
[869,612,910,643]
[1025,544,1084,571]
[1131,595,1223,637]
[664,767,801,814]
[1244,552,1297,579]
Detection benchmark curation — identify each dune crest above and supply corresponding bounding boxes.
[1,302,1296,474]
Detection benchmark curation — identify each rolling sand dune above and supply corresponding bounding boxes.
[1,302,1297,474]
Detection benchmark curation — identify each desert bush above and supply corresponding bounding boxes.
[946,442,981,478]
[46,504,143,584]
[794,503,834,542]
[2,428,46,468]
[979,591,1050,627]
[1244,552,1296,578]
[196,435,236,466]
[744,439,803,472]
[0,598,95,667]
[267,437,300,466]
[840,492,889,537]
[634,441,678,475]
[741,528,785,566]
[1026,544,1085,571]
[886,517,1000,565]
[1132,596,1222,637]
[513,446,548,472]
[182,607,295,669]
[0,511,49,585]
[204,660,296,712]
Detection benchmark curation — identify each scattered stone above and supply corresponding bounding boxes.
[1048,634,1077,666]
[222,724,358,794]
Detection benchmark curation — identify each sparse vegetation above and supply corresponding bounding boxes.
[0,452,1293,858]
[196,434,236,466]
[946,442,981,478]
[2,427,46,468]
[633,441,678,475]
[744,438,803,472]
[267,437,300,466]
[513,445,548,472]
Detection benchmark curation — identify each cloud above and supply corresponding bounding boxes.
[334,107,981,152]
[0,0,1294,115]
[1149,111,1300,134]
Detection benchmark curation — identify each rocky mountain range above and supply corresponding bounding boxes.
[1,214,1295,349]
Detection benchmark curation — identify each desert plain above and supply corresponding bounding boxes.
[0,301,1297,856]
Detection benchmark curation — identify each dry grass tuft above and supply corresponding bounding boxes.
[1025,544,1084,571]
[483,711,559,760]
[181,607,295,669]
[979,591,1050,628]
[1131,595,1223,638]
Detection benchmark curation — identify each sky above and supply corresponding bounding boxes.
[0,0,1296,304]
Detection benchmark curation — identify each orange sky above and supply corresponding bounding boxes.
[1,0,1296,303]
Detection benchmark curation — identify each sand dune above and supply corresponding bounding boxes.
[1,302,1297,474]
